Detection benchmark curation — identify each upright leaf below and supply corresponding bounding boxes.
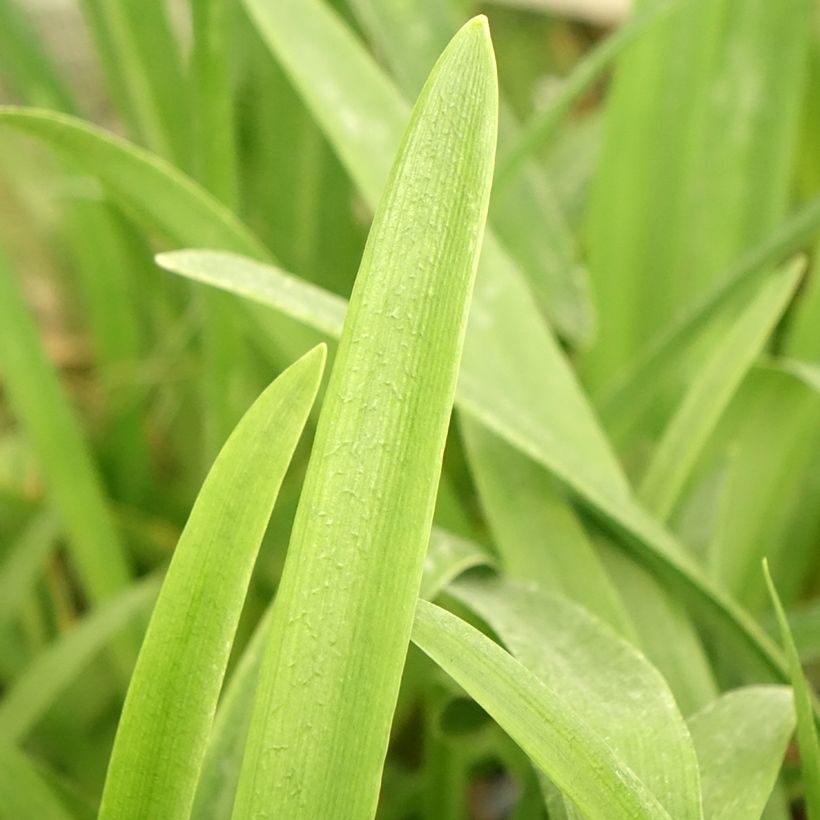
[232,19,498,818]
[99,346,325,820]
[0,746,73,820]
[639,259,803,519]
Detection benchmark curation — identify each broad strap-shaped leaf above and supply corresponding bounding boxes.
[99,345,325,820]
[232,19,497,819]
[412,599,671,819]
[688,686,796,820]
[0,745,73,820]
[765,564,820,818]
[450,574,702,818]
[639,259,803,519]
[0,575,160,742]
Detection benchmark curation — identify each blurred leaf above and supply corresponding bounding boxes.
[0,575,160,743]
[639,259,803,519]
[0,246,134,613]
[99,346,325,820]
[586,0,813,385]
[232,19,498,819]
[689,686,795,820]
[0,745,73,820]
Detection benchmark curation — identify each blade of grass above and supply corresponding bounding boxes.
[0,745,73,820]
[601,196,820,442]
[0,574,160,743]
[639,259,804,519]
[232,19,498,818]
[0,512,58,628]
[585,0,812,385]
[76,0,189,163]
[688,685,796,819]
[765,562,820,818]
[412,599,671,819]
[496,0,690,189]
[98,345,325,820]
[449,574,702,818]
[0,245,133,613]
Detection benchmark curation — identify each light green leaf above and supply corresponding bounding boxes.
[0,575,160,743]
[412,599,671,820]
[585,0,813,385]
[156,249,789,684]
[601,196,820,441]
[156,250,346,338]
[0,745,73,820]
[450,574,702,819]
[688,686,795,820]
[461,418,632,636]
[99,345,325,820]
[232,18,497,819]
[0,107,267,259]
[639,259,803,519]
[765,563,820,818]
[421,528,494,601]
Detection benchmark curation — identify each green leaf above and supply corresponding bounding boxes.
[0,512,58,628]
[412,599,672,819]
[639,259,803,519]
[0,107,267,259]
[585,0,813,385]
[688,685,795,820]
[99,345,325,820]
[450,574,702,818]
[0,245,133,612]
[421,528,494,601]
[0,745,73,820]
[765,563,820,818]
[461,418,632,636]
[0,575,160,743]
[232,18,498,819]
[601,196,820,441]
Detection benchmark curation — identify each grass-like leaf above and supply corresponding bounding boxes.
[0,745,73,820]
[232,19,497,818]
[688,686,795,819]
[0,246,133,616]
[0,107,266,259]
[99,345,325,820]
[412,599,671,819]
[0,512,58,628]
[0,576,160,743]
[639,259,803,518]
[765,562,820,818]
[450,574,702,818]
